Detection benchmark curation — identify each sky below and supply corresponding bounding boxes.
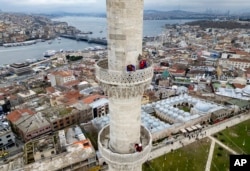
[0,0,249,14]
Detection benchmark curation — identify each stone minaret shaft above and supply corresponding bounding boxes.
[96,0,153,170]
[107,0,143,71]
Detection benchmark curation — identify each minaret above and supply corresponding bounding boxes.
[96,0,153,170]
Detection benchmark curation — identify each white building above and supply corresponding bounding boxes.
[48,70,76,87]
[17,90,37,102]
[89,98,109,118]
[219,58,250,69]
[0,120,15,149]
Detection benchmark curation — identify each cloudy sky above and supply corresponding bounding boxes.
[0,0,249,13]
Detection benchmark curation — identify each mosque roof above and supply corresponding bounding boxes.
[92,94,227,135]
[193,101,213,113]
[243,85,250,95]
[216,87,250,100]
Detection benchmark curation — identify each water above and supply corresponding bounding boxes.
[0,38,96,65]
[0,17,195,65]
[52,16,193,38]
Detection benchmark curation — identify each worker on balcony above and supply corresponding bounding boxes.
[135,143,143,152]
[127,64,135,71]
[139,60,147,69]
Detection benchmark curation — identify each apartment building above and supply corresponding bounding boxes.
[219,58,250,69]
[0,119,15,149]
[15,112,51,142]
[17,90,37,103]
[21,127,96,171]
[49,70,76,87]
[82,94,109,118]
[42,105,92,131]
[9,62,32,75]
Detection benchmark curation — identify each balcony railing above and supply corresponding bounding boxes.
[98,125,152,166]
[95,59,153,86]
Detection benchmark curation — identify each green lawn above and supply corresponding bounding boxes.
[143,138,211,171]
[212,83,233,90]
[32,87,46,94]
[213,119,250,154]
[175,78,191,83]
[210,144,231,171]
[58,107,73,116]
[178,106,191,112]
[142,119,250,171]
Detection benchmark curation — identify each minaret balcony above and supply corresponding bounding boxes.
[98,125,152,166]
[95,59,153,86]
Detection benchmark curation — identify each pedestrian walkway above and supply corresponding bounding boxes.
[205,139,215,171]
[204,134,239,171]
[208,135,238,155]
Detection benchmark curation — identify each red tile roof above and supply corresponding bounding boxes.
[232,83,245,89]
[57,90,83,105]
[0,87,12,96]
[7,109,35,123]
[235,50,249,56]
[82,94,106,104]
[0,95,4,100]
[63,90,82,99]
[51,70,73,77]
[66,98,79,106]
[63,80,80,87]
[228,58,250,63]
[46,87,55,94]
[9,95,18,100]
[171,69,185,74]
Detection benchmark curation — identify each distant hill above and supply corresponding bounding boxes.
[239,12,250,21]
[143,10,226,20]
[41,10,212,20]
[38,12,106,18]
[144,10,198,15]
[186,20,250,29]
[18,9,250,20]
[41,10,220,20]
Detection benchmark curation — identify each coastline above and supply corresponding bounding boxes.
[0,17,196,65]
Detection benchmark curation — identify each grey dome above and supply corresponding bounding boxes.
[243,85,250,95]
[194,101,212,113]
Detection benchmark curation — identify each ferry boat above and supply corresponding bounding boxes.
[3,40,36,47]
[43,50,57,57]
[88,37,107,45]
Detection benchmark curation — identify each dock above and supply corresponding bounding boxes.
[60,34,107,45]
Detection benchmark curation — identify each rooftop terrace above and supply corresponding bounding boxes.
[41,105,75,122]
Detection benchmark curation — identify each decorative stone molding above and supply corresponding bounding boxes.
[95,59,153,98]
[95,59,153,86]
[99,82,148,99]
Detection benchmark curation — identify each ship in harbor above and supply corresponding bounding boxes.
[3,40,38,47]
[43,50,57,57]
[60,34,107,45]
[88,37,107,45]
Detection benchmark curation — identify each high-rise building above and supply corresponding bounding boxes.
[95,0,153,170]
